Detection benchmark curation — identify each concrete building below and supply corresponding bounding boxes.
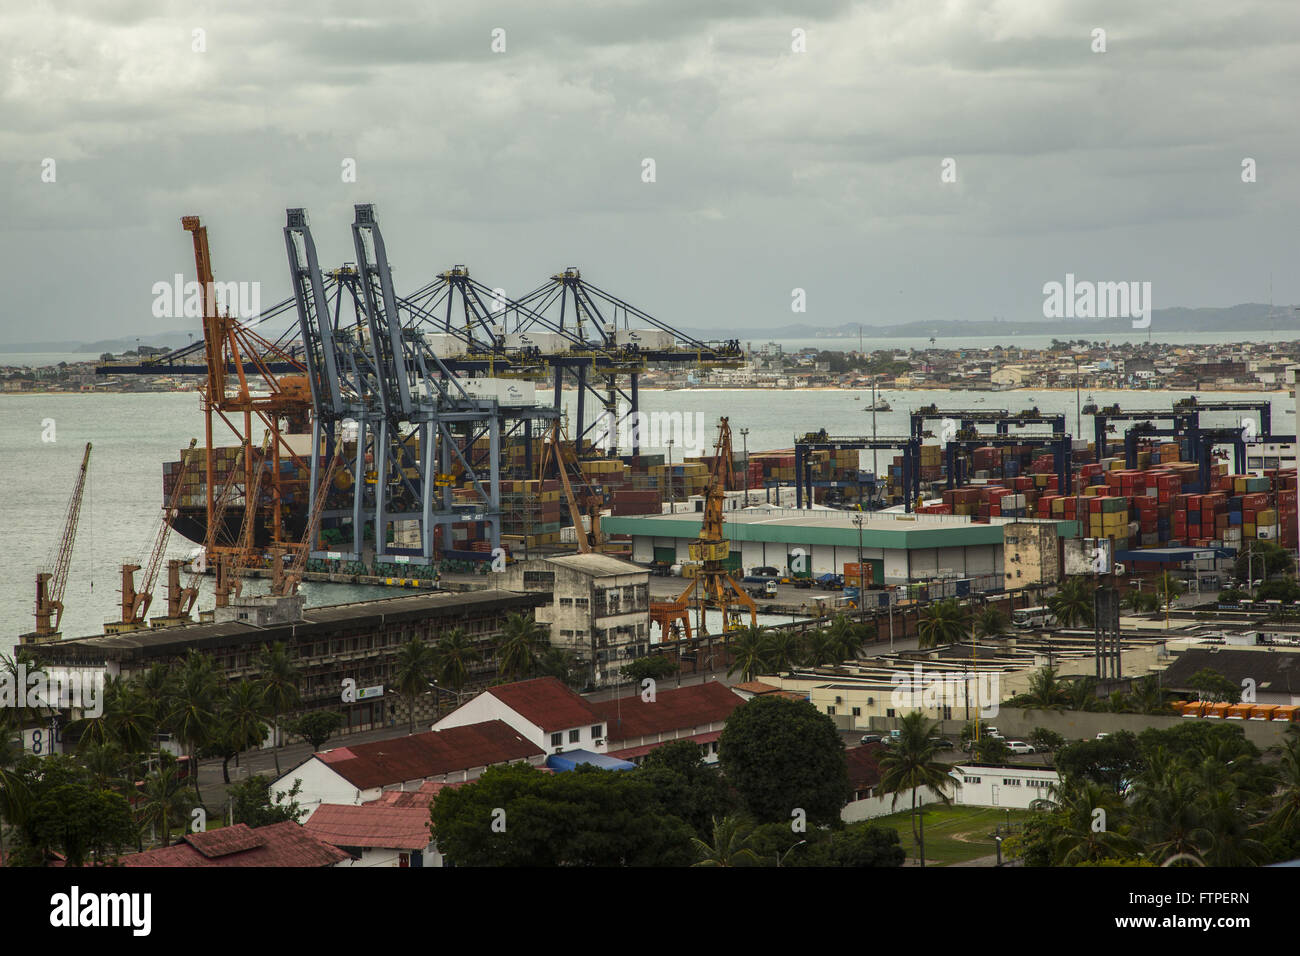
[27,590,545,741]
[1002,520,1061,589]
[991,366,1029,388]
[596,680,745,765]
[949,764,1060,809]
[500,554,651,684]
[602,508,1076,587]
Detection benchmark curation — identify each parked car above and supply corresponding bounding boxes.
[859,734,883,745]
[791,577,813,589]
[929,737,955,751]
[1006,741,1036,754]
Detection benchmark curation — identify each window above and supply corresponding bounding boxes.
[551,732,563,747]
[886,708,896,718]
[852,707,861,717]
[523,571,555,590]
[1002,778,1021,787]
[559,597,573,607]
[569,729,580,743]
[574,597,589,608]
[827,706,836,715]
[591,725,602,738]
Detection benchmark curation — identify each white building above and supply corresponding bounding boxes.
[949,763,1060,809]
[432,676,610,757]
[271,719,545,819]
[305,797,444,868]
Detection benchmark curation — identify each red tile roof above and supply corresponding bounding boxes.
[608,730,722,761]
[487,677,600,732]
[316,720,543,790]
[845,744,884,792]
[593,681,743,743]
[734,680,783,696]
[120,823,350,867]
[305,804,434,851]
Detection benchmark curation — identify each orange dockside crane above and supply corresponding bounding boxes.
[21,442,92,645]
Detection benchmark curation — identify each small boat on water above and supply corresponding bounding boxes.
[1081,394,1098,416]
[866,397,891,412]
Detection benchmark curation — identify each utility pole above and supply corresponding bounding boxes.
[871,376,879,506]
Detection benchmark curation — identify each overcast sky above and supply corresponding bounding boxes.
[3,0,1299,345]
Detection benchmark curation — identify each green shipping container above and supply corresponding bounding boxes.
[654,546,677,565]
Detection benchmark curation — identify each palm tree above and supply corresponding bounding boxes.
[217,681,269,782]
[825,615,864,662]
[497,614,547,682]
[876,711,954,867]
[168,650,219,805]
[436,628,477,694]
[134,662,177,758]
[1020,666,1068,712]
[972,606,1008,641]
[1048,577,1094,627]
[393,638,440,732]
[1268,726,1300,841]
[0,713,30,864]
[1127,675,1172,715]
[1132,757,1205,865]
[256,641,301,776]
[135,755,196,849]
[1036,778,1141,864]
[917,599,969,649]
[80,742,130,794]
[1155,573,1184,615]
[725,626,767,682]
[691,815,760,867]
[800,629,834,668]
[1066,675,1102,712]
[763,630,801,673]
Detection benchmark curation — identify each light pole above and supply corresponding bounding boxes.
[777,839,807,867]
[666,438,675,513]
[740,427,751,507]
[853,512,866,606]
[871,376,879,506]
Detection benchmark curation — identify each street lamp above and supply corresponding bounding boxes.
[666,439,675,513]
[853,512,866,612]
[740,427,751,507]
[777,839,806,867]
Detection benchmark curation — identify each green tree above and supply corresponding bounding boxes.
[725,626,768,682]
[228,774,306,828]
[1028,728,1067,760]
[1018,666,1068,712]
[135,754,197,849]
[430,763,694,866]
[1186,667,1241,704]
[639,740,735,839]
[7,754,137,865]
[691,814,760,867]
[876,711,954,866]
[718,695,850,826]
[800,629,835,668]
[1048,577,1094,627]
[168,650,219,804]
[973,736,1012,764]
[972,605,1008,641]
[393,637,439,732]
[256,641,301,776]
[1033,777,1142,865]
[286,711,344,752]
[435,628,476,693]
[917,599,970,649]
[212,680,269,783]
[1055,732,1144,794]
[763,630,801,673]
[497,613,547,682]
[620,655,677,684]
[825,615,864,662]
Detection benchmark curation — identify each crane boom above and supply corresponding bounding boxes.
[33,442,92,638]
[129,438,198,624]
[279,445,343,596]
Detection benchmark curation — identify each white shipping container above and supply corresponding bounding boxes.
[422,333,466,356]
[458,377,537,406]
[505,331,565,352]
[615,329,675,350]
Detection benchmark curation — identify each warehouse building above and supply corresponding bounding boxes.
[601,508,1078,586]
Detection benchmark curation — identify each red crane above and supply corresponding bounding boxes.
[24,442,92,644]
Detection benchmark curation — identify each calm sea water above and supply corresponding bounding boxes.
[2,387,1294,655]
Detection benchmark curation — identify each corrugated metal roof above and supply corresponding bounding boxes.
[538,554,648,577]
[316,720,543,789]
[488,677,601,731]
[593,682,743,742]
[602,512,1078,549]
[305,804,434,851]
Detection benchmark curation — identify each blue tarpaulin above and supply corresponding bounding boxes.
[546,749,636,772]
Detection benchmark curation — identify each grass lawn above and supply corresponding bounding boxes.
[872,804,1032,866]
